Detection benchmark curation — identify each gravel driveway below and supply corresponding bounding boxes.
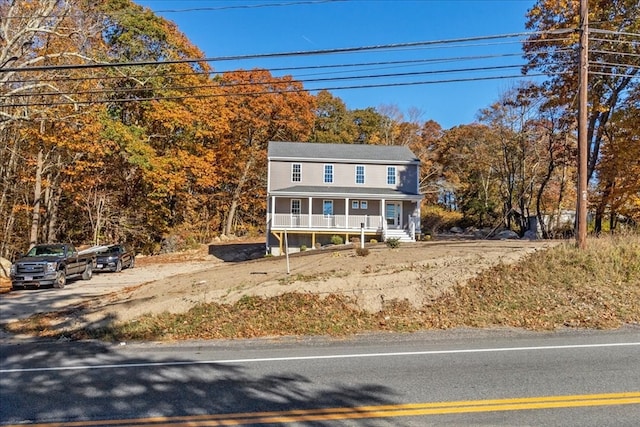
[0,259,214,325]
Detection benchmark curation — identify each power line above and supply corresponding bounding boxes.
[151,0,349,13]
[1,72,559,109]
[3,63,547,100]
[0,51,538,85]
[8,0,350,19]
[590,71,640,78]
[589,49,640,59]
[589,28,640,38]
[0,31,556,74]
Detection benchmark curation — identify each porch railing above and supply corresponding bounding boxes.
[270,214,383,230]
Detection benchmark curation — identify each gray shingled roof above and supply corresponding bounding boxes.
[268,141,419,163]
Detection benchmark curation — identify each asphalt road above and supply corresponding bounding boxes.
[1,328,639,426]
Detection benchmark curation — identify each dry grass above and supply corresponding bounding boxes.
[417,234,640,330]
[4,234,640,341]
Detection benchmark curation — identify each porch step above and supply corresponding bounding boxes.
[384,229,415,243]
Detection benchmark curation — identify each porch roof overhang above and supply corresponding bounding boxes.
[269,185,423,201]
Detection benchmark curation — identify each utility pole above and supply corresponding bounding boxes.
[577,0,589,249]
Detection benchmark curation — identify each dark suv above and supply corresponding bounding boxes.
[95,244,135,272]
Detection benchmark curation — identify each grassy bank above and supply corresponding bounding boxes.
[5,234,640,341]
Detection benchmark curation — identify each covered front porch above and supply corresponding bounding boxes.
[267,194,421,255]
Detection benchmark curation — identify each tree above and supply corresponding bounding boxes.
[350,108,383,144]
[434,124,503,227]
[218,69,315,236]
[407,119,443,203]
[94,0,230,249]
[0,0,232,255]
[0,0,110,253]
[595,103,640,229]
[310,90,356,143]
[524,0,640,232]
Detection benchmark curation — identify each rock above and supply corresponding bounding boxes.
[495,230,520,240]
[473,229,491,238]
[523,230,538,240]
[450,226,464,234]
[0,257,11,278]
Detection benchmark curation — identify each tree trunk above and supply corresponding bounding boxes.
[0,135,19,218]
[29,149,44,247]
[45,152,63,243]
[47,185,62,243]
[224,156,255,236]
[1,210,15,258]
[93,195,105,245]
[0,135,19,256]
[536,152,556,239]
[594,180,613,234]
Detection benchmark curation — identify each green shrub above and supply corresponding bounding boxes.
[330,235,344,245]
[385,237,401,248]
[300,245,307,252]
[369,238,378,244]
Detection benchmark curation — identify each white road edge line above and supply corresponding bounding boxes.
[2,342,639,374]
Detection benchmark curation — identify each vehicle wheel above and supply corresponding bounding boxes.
[129,257,135,269]
[82,263,93,280]
[54,271,66,289]
[115,260,122,273]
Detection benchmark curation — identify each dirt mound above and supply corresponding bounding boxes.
[80,239,559,326]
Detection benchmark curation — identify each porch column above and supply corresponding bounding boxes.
[345,197,349,229]
[381,198,386,239]
[308,197,312,228]
[271,196,275,225]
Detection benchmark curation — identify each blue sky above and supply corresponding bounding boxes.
[136,0,537,129]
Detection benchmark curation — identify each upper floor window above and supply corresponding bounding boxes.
[387,166,397,185]
[324,164,334,183]
[291,163,301,182]
[355,165,365,184]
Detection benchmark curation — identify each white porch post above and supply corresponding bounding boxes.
[381,198,386,239]
[308,197,312,228]
[271,195,275,223]
[345,197,349,229]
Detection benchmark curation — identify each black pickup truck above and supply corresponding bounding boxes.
[9,243,96,290]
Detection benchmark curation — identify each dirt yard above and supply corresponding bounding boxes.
[74,237,559,327]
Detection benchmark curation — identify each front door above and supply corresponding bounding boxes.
[385,202,402,228]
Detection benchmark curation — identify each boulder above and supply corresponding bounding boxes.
[0,257,11,278]
[495,230,520,240]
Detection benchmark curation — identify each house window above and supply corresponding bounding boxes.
[291,163,301,182]
[360,200,368,209]
[355,165,365,184]
[387,166,397,185]
[324,164,334,183]
[323,200,333,216]
[291,199,301,215]
[352,200,359,210]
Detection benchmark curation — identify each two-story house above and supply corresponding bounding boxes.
[267,141,423,255]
